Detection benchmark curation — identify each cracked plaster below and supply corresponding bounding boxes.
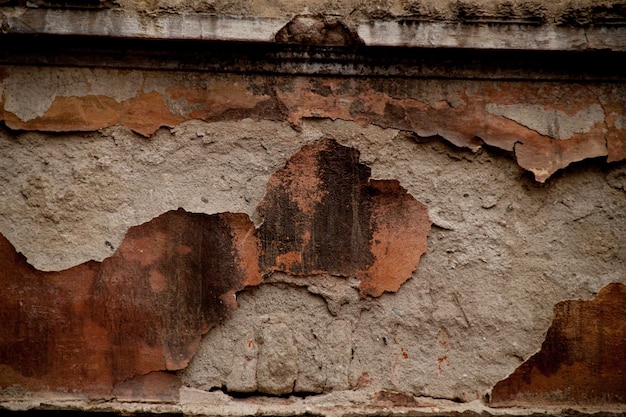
[0,68,143,122]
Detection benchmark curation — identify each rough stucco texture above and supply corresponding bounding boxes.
[1,115,625,404]
[1,67,624,182]
[0,137,430,396]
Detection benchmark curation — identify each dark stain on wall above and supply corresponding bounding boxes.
[491,282,626,405]
[258,138,430,296]
[258,138,375,277]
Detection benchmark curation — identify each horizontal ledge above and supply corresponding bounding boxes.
[2,7,626,52]
[358,21,626,51]
[3,8,289,43]
[2,33,625,81]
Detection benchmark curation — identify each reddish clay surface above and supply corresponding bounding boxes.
[491,283,626,406]
[258,138,430,296]
[0,209,259,396]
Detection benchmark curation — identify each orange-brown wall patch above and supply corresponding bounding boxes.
[491,283,626,406]
[0,209,261,396]
[257,138,430,297]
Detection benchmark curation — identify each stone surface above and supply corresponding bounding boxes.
[491,283,626,406]
[110,372,182,403]
[275,15,361,46]
[257,322,299,395]
[3,0,624,24]
[356,21,626,50]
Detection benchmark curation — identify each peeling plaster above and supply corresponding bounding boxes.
[0,137,430,395]
[1,67,622,182]
[1,68,143,122]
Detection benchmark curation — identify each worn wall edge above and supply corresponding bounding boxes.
[3,7,626,51]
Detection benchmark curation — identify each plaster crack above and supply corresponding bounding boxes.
[452,292,471,328]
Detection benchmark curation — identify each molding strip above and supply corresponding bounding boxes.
[2,7,626,52]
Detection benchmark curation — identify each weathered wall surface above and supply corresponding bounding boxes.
[1,2,626,414]
[9,0,626,24]
[1,110,625,412]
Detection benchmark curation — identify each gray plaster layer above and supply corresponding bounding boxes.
[485,103,605,140]
[0,67,143,122]
[2,118,623,402]
[3,7,626,51]
[185,283,352,395]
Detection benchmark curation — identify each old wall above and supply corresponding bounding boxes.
[1,1,626,415]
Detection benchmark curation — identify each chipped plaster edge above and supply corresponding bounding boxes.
[3,389,626,416]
